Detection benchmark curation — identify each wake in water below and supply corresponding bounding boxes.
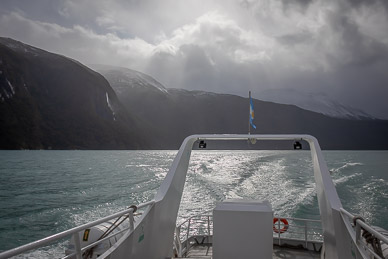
[1,150,387,257]
[178,151,318,222]
[326,153,388,228]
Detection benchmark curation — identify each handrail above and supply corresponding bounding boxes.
[155,134,344,258]
[177,212,322,229]
[174,210,323,256]
[340,208,388,259]
[177,210,213,227]
[177,212,322,233]
[340,208,388,244]
[62,225,131,259]
[0,200,155,259]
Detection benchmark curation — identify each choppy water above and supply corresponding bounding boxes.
[0,150,387,256]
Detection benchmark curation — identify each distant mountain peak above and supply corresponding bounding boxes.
[0,37,42,57]
[258,88,375,120]
[90,64,168,94]
[168,88,220,97]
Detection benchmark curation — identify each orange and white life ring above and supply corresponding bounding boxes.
[273,218,289,233]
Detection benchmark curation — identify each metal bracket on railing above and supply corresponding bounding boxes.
[129,210,134,232]
[352,216,365,227]
[354,216,385,259]
[73,232,82,259]
[352,215,365,251]
[128,205,138,232]
[129,205,138,213]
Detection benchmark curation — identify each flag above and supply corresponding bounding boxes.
[250,96,256,129]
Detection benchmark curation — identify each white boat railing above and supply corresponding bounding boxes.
[2,134,386,259]
[273,216,323,247]
[0,200,155,259]
[340,208,388,259]
[174,211,323,257]
[174,210,213,256]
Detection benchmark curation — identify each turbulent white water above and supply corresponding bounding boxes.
[179,151,317,223]
[0,150,387,257]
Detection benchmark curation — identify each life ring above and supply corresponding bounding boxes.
[273,218,289,233]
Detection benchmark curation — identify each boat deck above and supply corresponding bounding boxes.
[177,244,321,258]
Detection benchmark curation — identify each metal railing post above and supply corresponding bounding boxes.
[355,222,361,247]
[176,226,182,257]
[355,222,362,259]
[73,233,82,259]
[207,216,211,241]
[278,219,281,246]
[304,220,308,249]
[186,219,191,257]
[129,209,134,232]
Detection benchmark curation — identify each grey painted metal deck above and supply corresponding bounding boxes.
[177,244,320,258]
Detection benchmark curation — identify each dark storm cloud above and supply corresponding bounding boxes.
[0,0,387,118]
[276,31,313,46]
[322,4,388,68]
[346,0,388,10]
[280,0,314,12]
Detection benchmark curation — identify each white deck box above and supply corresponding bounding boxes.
[213,199,273,259]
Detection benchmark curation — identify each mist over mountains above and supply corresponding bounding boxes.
[1,38,388,150]
[94,65,388,150]
[259,89,375,120]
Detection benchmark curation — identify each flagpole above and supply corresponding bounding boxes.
[248,91,251,135]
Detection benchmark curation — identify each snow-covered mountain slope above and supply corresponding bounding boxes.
[90,64,168,95]
[92,64,221,100]
[259,89,375,120]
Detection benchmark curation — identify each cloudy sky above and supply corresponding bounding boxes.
[0,0,387,118]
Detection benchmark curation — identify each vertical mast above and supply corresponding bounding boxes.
[248,91,251,135]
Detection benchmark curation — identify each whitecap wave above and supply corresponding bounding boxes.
[333,172,362,185]
[331,162,363,174]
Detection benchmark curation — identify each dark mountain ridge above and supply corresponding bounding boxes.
[0,37,149,149]
[95,65,388,150]
[1,37,387,150]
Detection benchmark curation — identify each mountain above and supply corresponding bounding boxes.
[91,64,169,95]
[1,38,387,150]
[0,38,149,149]
[259,88,374,120]
[94,65,388,150]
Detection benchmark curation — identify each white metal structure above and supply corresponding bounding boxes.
[174,210,324,257]
[0,134,387,259]
[212,200,273,258]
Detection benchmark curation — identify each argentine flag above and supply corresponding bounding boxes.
[250,97,256,129]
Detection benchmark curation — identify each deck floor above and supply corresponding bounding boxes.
[179,244,320,258]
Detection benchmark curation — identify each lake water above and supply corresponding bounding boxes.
[0,150,387,256]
